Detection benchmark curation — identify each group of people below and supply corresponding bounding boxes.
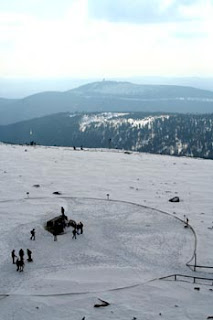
[72,221,84,239]
[11,206,84,273]
[52,207,84,241]
[71,221,83,239]
[11,228,35,272]
[11,248,33,272]
[73,146,83,151]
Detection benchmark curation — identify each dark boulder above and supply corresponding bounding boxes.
[169,196,180,202]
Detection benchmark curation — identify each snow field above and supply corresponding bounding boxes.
[0,144,213,319]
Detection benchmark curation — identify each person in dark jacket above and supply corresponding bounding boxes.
[27,249,33,262]
[77,222,84,234]
[19,248,24,261]
[16,258,20,271]
[16,258,24,272]
[11,249,17,264]
[30,228,35,240]
[72,228,77,239]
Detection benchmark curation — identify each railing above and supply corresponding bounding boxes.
[187,263,213,272]
[159,273,213,285]
[187,264,213,269]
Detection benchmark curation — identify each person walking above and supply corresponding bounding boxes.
[30,228,35,240]
[78,222,83,234]
[11,249,17,264]
[72,228,77,239]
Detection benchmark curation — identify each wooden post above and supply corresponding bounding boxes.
[194,253,197,272]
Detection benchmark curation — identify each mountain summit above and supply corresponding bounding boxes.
[70,80,213,98]
[0,81,213,125]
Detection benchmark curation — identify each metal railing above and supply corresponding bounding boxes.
[159,273,213,285]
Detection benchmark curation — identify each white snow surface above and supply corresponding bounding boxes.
[0,144,213,320]
[79,113,170,132]
[79,113,128,132]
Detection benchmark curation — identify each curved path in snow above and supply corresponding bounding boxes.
[0,197,195,296]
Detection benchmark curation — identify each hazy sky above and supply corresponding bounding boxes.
[0,0,213,79]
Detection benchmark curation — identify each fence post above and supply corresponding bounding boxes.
[194,253,197,272]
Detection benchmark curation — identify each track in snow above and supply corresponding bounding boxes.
[0,197,195,296]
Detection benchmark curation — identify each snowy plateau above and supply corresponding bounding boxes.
[0,143,213,320]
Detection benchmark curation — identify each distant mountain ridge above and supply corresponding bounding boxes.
[0,111,212,159]
[70,81,213,98]
[0,81,213,125]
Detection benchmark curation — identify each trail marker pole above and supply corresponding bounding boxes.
[194,253,197,272]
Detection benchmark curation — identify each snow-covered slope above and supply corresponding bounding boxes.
[0,144,213,320]
[79,113,170,132]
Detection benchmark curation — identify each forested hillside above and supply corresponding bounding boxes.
[0,112,212,159]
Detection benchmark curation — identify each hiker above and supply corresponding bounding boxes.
[27,249,33,262]
[30,228,35,240]
[16,258,20,271]
[72,228,77,239]
[16,258,24,272]
[19,248,24,261]
[11,249,17,264]
[61,207,65,215]
[77,222,84,234]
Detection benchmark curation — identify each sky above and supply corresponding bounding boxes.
[0,0,213,79]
